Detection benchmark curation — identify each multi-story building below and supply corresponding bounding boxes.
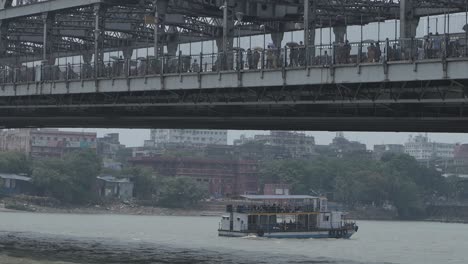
[129,156,258,197]
[329,133,367,158]
[234,131,316,159]
[404,135,455,162]
[97,133,125,160]
[150,129,228,146]
[0,129,97,158]
[373,144,405,160]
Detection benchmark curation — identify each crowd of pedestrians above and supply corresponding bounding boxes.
[2,30,468,84]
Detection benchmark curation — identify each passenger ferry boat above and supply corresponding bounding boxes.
[218,195,358,239]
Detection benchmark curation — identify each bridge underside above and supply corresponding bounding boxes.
[3,77,468,132]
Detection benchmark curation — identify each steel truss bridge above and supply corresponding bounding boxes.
[1,0,468,132]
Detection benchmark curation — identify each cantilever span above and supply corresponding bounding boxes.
[1,0,468,132]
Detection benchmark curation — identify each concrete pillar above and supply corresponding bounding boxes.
[82,52,93,78]
[166,26,179,56]
[304,0,316,60]
[42,12,55,65]
[271,32,284,48]
[333,26,346,43]
[83,52,93,64]
[122,47,133,59]
[154,0,168,58]
[122,46,133,76]
[219,1,234,70]
[400,0,419,40]
[94,4,106,77]
[0,20,8,57]
[400,0,419,60]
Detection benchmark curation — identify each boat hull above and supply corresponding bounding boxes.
[218,229,356,239]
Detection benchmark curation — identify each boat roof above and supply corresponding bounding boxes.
[240,195,319,200]
[0,173,32,182]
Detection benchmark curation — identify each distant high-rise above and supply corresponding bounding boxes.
[150,129,228,146]
[404,134,455,162]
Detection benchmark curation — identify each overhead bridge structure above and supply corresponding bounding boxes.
[1,0,468,132]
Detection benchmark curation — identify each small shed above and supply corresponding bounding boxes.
[0,173,33,195]
[96,175,134,200]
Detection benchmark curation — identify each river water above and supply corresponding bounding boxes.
[0,212,466,264]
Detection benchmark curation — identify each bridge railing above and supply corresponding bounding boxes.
[0,35,467,84]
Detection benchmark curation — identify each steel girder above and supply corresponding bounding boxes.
[2,82,468,131]
[0,0,466,64]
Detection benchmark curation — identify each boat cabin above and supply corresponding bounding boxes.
[220,195,348,234]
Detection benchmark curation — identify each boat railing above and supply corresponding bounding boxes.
[241,221,351,233]
[227,204,318,214]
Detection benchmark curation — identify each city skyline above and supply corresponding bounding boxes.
[62,128,468,149]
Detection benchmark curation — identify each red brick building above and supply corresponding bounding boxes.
[129,156,258,197]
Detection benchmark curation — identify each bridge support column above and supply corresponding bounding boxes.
[122,47,133,76]
[0,20,8,59]
[154,0,168,59]
[166,31,178,57]
[333,26,346,43]
[219,0,235,70]
[400,0,419,60]
[304,0,316,65]
[82,52,93,79]
[165,26,179,72]
[271,31,284,49]
[94,4,106,77]
[42,12,56,65]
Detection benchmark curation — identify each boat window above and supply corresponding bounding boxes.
[323,215,329,221]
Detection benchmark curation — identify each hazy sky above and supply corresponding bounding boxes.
[65,128,468,150]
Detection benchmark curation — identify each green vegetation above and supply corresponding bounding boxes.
[260,153,451,219]
[1,148,467,215]
[0,151,31,175]
[120,166,158,200]
[31,150,101,204]
[158,177,209,208]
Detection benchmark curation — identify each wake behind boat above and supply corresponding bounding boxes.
[218,195,358,239]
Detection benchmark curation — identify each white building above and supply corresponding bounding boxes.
[404,135,455,161]
[150,129,228,146]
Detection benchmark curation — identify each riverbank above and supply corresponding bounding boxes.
[0,197,223,216]
[2,196,468,223]
[0,199,222,217]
